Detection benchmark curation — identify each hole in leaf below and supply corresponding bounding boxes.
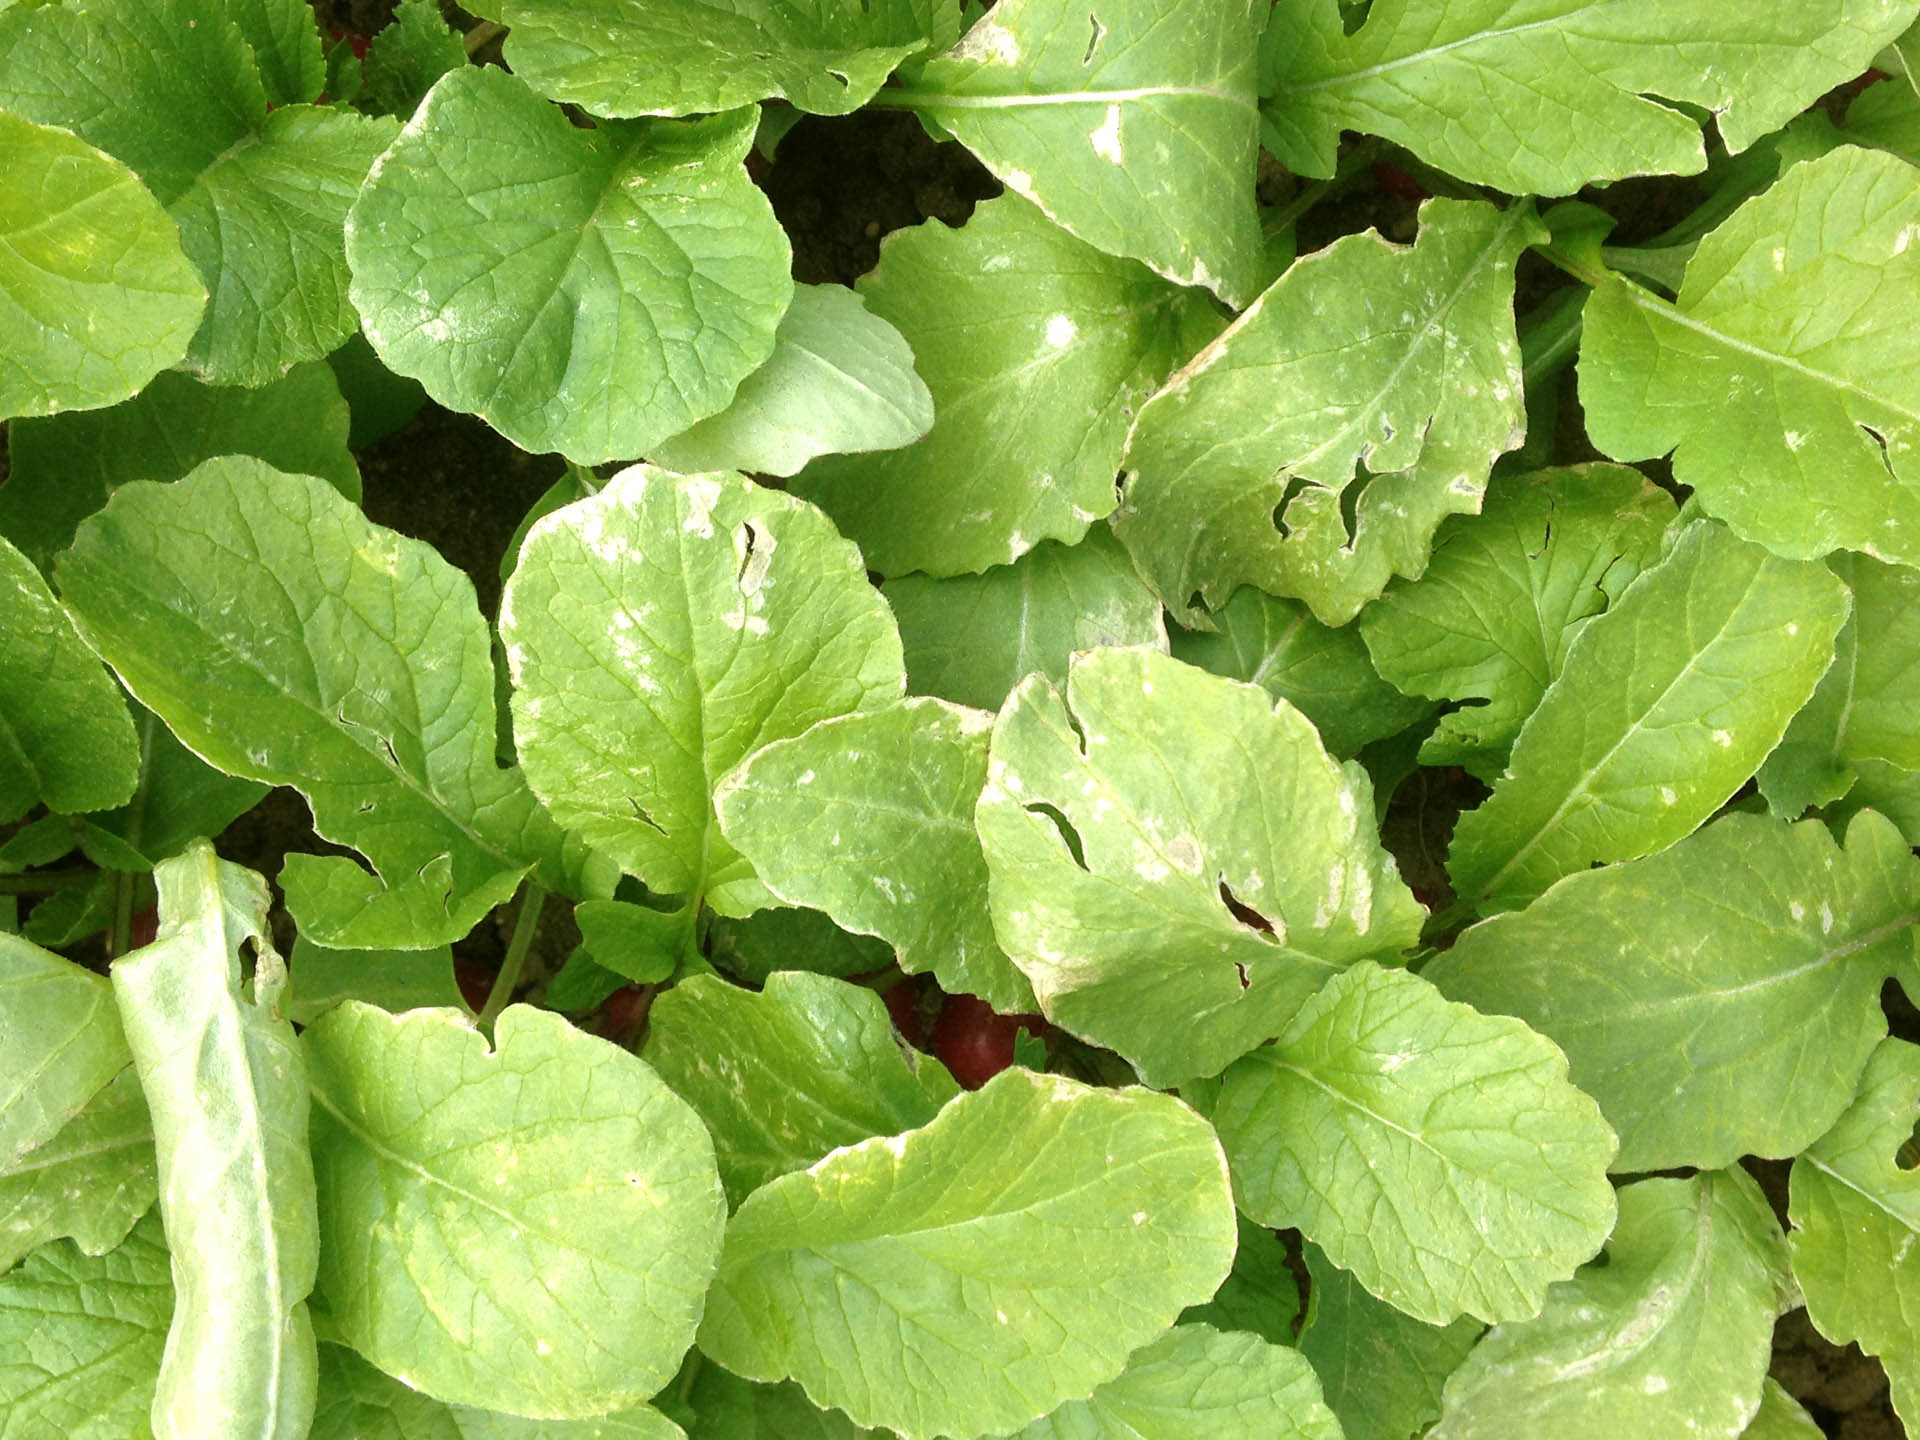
[1339,467,1375,548]
[1899,1115,1920,1171]
[1219,878,1277,941]
[1271,477,1314,539]
[1026,802,1088,870]
[1339,0,1372,35]
[829,69,851,88]
[1234,960,1250,990]
[738,519,773,594]
[1083,12,1107,63]
[380,735,400,768]
[1861,422,1897,478]
[626,798,667,835]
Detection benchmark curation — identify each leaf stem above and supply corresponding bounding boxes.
[108,869,136,959]
[479,881,548,1029]
[462,20,505,57]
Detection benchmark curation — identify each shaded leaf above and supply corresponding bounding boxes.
[1176,1214,1300,1347]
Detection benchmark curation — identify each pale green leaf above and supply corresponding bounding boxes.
[346,68,792,464]
[1428,811,1920,1172]
[901,0,1266,305]
[1114,199,1541,627]
[283,938,464,1026]
[1177,1215,1300,1346]
[469,0,938,117]
[1581,147,1920,569]
[0,362,359,576]
[717,697,1033,1011]
[0,933,129,1167]
[82,706,270,872]
[883,527,1167,714]
[1298,1240,1480,1440]
[0,534,139,824]
[0,1209,171,1438]
[656,1361,883,1439]
[305,1002,725,1419]
[1358,465,1676,780]
[0,1067,154,1273]
[1741,1380,1826,1439]
[1430,1170,1791,1440]
[362,0,465,118]
[0,110,202,420]
[1012,1322,1343,1440]
[112,840,317,1440]
[699,1068,1236,1440]
[1214,961,1617,1326]
[708,906,895,984]
[1262,0,1919,193]
[1788,1036,1920,1429]
[574,899,682,985]
[643,971,959,1207]
[500,466,905,916]
[650,283,934,478]
[1446,520,1850,914]
[977,647,1424,1088]
[792,194,1221,576]
[1173,586,1431,760]
[57,457,563,949]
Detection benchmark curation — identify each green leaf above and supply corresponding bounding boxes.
[1114,198,1542,627]
[187,0,324,109]
[1580,146,1920,569]
[1262,0,1920,194]
[468,0,938,117]
[82,706,270,872]
[111,840,317,1440]
[1843,66,1920,161]
[1214,961,1617,1326]
[1358,465,1676,780]
[1427,810,1920,1172]
[1742,1379,1826,1439]
[0,933,129,1166]
[500,466,905,917]
[1011,1322,1343,1440]
[1173,586,1432,760]
[708,905,895,984]
[899,0,1266,305]
[0,110,202,420]
[1429,1169,1791,1439]
[305,1002,726,1418]
[649,283,934,478]
[0,534,139,824]
[657,1361,883,1439]
[0,1209,172,1437]
[346,68,792,464]
[58,457,563,949]
[1761,553,1920,818]
[362,0,465,118]
[643,971,959,1207]
[0,1067,154,1272]
[1446,520,1850,914]
[312,1342,686,1440]
[792,194,1221,576]
[1176,1214,1300,1346]
[0,362,360,576]
[574,899,681,985]
[883,527,1167,714]
[283,938,464,1026]
[977,647,1424,1088]
[718,697,1033,1012]
[1788,1036,1920,1429]
[698,1068,1237,1440]
[1298,1240,1480,1440]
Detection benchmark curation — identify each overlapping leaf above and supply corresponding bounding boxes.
[718,697,1033,1010]
[0,930,130,1171]
[0,1068,154,1272]
[305,1003,726,1418]
[1430,811,1920,1171]
[500,466,905,916]
[1788,1037,1920,1428]
[977,647,1424,1088]
[1447,520,1850,914]
[644,972,959,1206]
[1177,1215,1300,1346]
[792,195,1221,576]
[1261,0,1919,193]
[81,706,271,874]
[1358,465,1675,779]
[1115,198,1540,626]
[346,68,791,464]
[1581,146,1920,568]
[0,111,202,419]
[1214,962,1617,1325]
[111,841,317,1440]
[1429,1170,1791,1439]
[698,1069,1236,1440]
[57,458,564,949]
[283,938,464,1026]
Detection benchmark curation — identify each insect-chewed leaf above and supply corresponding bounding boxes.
[1430,811,1920,1172]
[500,466,905,916]
[57,457,563,950]
[1581,147,1920,569]
[1214,961,1618,1326]
[1789,1037,1920,1428]
[1263,0,1919,194]
[346,67,791,464]
[977,647,1424,1088]
[698,1068,1236,1440]
[1430,1169,1790,1439]
[304,1003,726,1419]
[1115,198,1541,626]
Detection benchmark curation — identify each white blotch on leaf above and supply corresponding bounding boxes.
[1090,104,1123,164]
[1044,314,1078,349]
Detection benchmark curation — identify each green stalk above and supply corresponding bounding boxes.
[479,881,549,1030]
